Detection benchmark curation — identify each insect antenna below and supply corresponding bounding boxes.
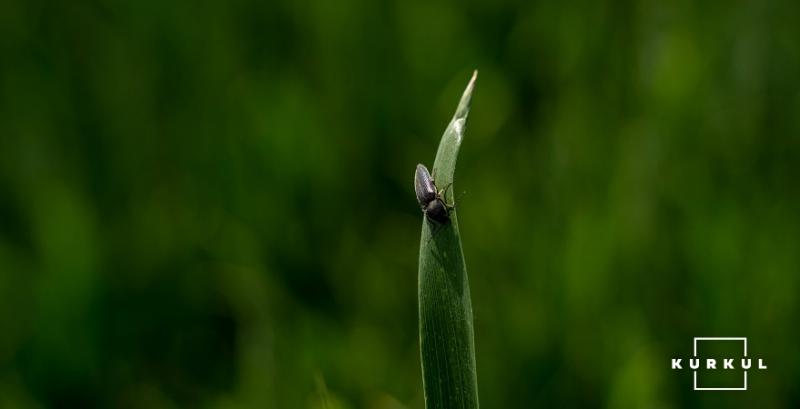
[453,189,468,205]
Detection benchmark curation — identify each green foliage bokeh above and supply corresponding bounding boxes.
[0,0,798,407]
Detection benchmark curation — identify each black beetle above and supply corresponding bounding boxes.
[414,163,453,224]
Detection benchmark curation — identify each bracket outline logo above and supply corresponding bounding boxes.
[692,337,747,391]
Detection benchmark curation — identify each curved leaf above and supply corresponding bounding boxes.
[418,71,479,409]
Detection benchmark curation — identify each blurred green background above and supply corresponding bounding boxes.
[1,0,799,407]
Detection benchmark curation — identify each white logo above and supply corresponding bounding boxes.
[671,337,767,391]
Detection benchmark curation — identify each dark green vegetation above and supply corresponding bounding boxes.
[418,73,478,409]
[1,1,799,408]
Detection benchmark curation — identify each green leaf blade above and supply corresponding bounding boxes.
[418,71,479,409]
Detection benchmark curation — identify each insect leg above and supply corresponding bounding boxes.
[438,182,454,199]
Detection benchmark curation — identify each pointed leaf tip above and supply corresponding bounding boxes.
[454,70,478,121]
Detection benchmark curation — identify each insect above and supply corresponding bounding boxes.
[414,163,454,224]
